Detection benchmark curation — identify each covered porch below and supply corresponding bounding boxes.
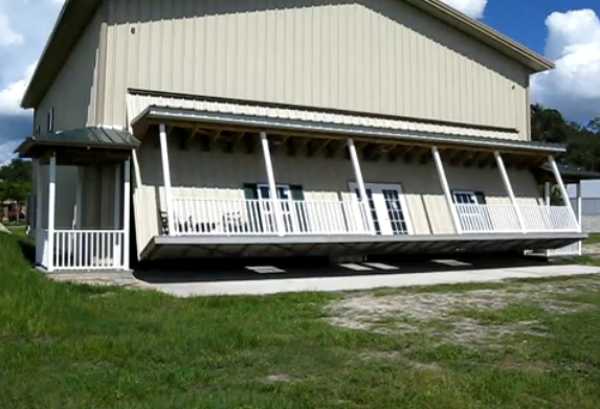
[128,90,583,260]
[17,128,137,272]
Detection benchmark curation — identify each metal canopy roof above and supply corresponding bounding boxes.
[16,127,139,159]
[537,163,600,183]
[128,90,567,155]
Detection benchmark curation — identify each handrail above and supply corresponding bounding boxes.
[49,229,126,270]
[455,204,579,234]
[171,198,371,236]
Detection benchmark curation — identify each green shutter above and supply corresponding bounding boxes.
[243,184,258,199]
[475,192,487,205]
[290,185,305,201]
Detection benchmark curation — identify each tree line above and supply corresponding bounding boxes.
[0,159,32,205]
[532,104,600,171]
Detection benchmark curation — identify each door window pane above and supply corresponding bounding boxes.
[382,189,408,235]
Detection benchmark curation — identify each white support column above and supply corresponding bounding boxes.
[123,159,131,270]
[494,151,526,233]
[548,155,579,230]
[35,159,44,265]
[544,181,551,207]
[74,167,83,229]
[260,132,285,236]
[113,164,121,229]
[432,146,462,235]
[576,182,583,231]
[132,149,142,189]
[47,154,57,272]
[576,182,583,255]
[347,138,375,234]
[159,124,176,236]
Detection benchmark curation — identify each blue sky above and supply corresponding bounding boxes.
[484,0,600,53]
[0,0,599,165]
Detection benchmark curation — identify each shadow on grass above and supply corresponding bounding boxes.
[17,238,35,266]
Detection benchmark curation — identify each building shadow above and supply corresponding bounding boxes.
[134,252,552,284]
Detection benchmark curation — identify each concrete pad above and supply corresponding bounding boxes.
[149,264,600,298]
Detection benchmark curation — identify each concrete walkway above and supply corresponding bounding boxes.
[147,264,600,297]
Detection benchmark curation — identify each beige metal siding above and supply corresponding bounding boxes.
[103,0,531,139]
[35,8,105,135]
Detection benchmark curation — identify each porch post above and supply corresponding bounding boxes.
[35,159,44,265]
[74,167,83,229]
[113,164,121,228]
[132,149,142,188]
[576,181,583,255]
[548,156,579,230]
[544,182,551,207]
[494,151,526,233]
[159,124,176,236]
[260,132,285,236]
[47,154,57,272]
[432,146,462,234]
[347,138,375,234]
[123,159,131,270]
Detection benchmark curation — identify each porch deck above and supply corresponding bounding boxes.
[141,231,586,260]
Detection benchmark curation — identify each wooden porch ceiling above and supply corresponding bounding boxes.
[138,121,550,170]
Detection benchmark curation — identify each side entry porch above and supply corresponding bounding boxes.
[17,128,137,272]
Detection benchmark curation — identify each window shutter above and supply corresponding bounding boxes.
[475,192,487,205]
[290,185,305,201]
[243,184,258,200]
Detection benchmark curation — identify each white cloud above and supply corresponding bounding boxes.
[0,13,23,47]
[0,139,20,166]
[532,9,600,124]
[0,63,35,116]
[439,0,488,19]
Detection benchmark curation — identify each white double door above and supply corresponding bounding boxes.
[350,183,412,236]
[257,184,294,232]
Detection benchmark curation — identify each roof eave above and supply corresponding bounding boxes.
[405,0,554,72]
[21,0,101,109]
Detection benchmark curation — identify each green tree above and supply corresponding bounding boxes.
[531,105,600,172]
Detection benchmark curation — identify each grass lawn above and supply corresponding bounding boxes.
[2,232,600,408]
[585,233,600,245]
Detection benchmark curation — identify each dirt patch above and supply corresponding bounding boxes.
[48,272,148,289]
[326,278,598,348]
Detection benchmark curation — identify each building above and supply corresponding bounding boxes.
[17,0,584,272]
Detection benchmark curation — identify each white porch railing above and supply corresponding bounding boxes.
[456,204,579,234]
[455,204,521,233]
[520,205,579,233]
[171,198,371,236]
[44,230,126,270]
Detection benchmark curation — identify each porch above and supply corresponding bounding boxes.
[17,128,136,272]
[128,90,583,260]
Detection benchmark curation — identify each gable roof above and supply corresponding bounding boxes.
[21,0,554,109]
